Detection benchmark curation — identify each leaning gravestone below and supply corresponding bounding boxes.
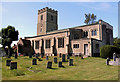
[6,60,11,66]
[62,54,66,62]
[10,62,17,70]
[58,62,62,67]
[69,59,73,66]
[106,58,110,65]
[46,56,48,60]
[47,61,52,69]
[54,57,57,63]
[32,59,37,65]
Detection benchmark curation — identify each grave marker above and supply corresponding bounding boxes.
[10,62,17,70]
[58,62,62,67]
[54,57,57,63]
[6,60,11,66]
[62,54,66,62]
[69,59,73,66]
[32,59,37,65]
[47,61,52,69]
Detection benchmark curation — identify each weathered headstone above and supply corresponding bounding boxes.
[67,55,70,59]
[62,54,66,62]
[113,52,117,61]
[106,58,110,65]
[69,59,73,66]
[58,62,62,67]
[46,56,48,60]
[6,60,11,66]
[54,57,57,63]
[47,61,52,69]
[10,62,17,70]
[32,59,37,65]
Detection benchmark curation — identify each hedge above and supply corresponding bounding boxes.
[100,45,120,59]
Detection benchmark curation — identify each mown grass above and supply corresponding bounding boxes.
[2,56,119,80]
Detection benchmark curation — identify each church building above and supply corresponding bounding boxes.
[17,7,113,57]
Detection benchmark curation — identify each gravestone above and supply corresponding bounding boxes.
[54,57,57,63]
[15,54,17,59]
[69,59,73,66]
[46,56,48,60]
[10,62,17,70]
[6,60,11,66]
[106,58,110,65]
[81,56,83,59]
[32,59,37,65]
[62,54,66,62]
[58,62,62,67]
[113,52,117,61]
[47,61,52,69]
[67,55,70,59]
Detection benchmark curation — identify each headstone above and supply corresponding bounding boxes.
[58,62,62,67]
[15,54,17,59]
[62,54,66,62]
[6,60,11,66]
[54,57,57,63]
[10,62,17,70]
[81,56,83,59]
[47,61,52,69]
[46,56,48,60]
[113,52,117,61]
[69,59,73,66]
[106,58,110,65]
[32,59,37,65]
[67,55,70,59]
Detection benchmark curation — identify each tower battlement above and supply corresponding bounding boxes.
[38,7,57,14]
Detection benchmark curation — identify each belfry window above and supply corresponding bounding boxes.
[51,15,53,21]
[41,15,43,20]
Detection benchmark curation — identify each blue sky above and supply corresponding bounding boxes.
[1,2,118,40]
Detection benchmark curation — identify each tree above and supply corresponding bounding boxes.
[113,37,120,48]
[1,25,19,57]
[84,13,97,25]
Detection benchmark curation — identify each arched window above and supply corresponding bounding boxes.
[94,30,97,35]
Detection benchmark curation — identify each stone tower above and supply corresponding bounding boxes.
[37,7,58,35]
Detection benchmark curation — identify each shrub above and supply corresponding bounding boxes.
[100,45,118,59]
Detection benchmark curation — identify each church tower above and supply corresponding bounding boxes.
[37,7,58,35]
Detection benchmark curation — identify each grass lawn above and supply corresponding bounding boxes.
[1,56,119,80]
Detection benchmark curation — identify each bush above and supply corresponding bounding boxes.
[100,45,119,59]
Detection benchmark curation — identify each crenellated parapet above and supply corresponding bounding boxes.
[38,7,57,14]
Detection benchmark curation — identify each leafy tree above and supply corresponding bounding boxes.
[113,37,120,47]
[1,25,19,57]
[84,13,97,25]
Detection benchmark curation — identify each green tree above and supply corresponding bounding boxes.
[1,25,19,57]
[84,13,97,25]
[113,37,120,47]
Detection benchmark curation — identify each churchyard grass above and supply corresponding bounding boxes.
[2,56,119,80]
